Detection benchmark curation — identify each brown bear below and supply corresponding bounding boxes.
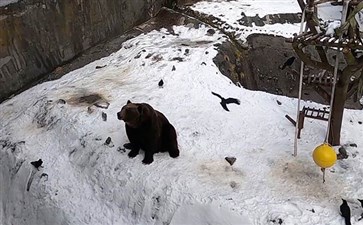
[117,100,180,164]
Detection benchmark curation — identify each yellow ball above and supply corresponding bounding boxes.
[312,143,337,168]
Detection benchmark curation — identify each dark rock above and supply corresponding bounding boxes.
[30,159,43,170]
[184,49,190,55]
[206,28,216,35]
[102,112,107,121]
[359,121,362,125]
[205,51,209,54]
[269,218,284,225]
[145,53,153,59]
[104,137,114,147]
[201,62,206,65]
[95,65,107,69]
[134,52,142,59]
[57,99,66,104]
[158,79,164,87]
[350,143,357,147]
[105,137,112,145]
[276,100,282,105]
[172,65,176,71]
[337,146,349,160]
[172,57,184,62]
[225,157,236,166]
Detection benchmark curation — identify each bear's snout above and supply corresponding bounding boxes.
[117,111,123,120]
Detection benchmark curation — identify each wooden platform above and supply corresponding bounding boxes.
[287,31,363,50]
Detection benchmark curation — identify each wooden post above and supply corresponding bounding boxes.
[297,110,305,139]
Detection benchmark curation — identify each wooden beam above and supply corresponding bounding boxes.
[314,0,339,5]
[285,114,297,126]
[297,0,306,11]
[314,85,331,103]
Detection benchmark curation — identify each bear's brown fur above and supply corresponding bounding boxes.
[117,100,179,164]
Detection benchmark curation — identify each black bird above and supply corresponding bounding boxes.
[158,79,164,87]
[340,199,351,225]
[211,92,240,112]
[279,56,296,70]
[30,159,43,171]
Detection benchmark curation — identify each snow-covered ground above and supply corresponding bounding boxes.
[0,0,18,7]
[1,1,363,225]
[191,0,302,41]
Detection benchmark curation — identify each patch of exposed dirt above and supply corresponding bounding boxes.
[67,93,108,108]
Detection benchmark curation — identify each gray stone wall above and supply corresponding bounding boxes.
[0,0,167,102]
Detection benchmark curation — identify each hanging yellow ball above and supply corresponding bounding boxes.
[312,143,337,168]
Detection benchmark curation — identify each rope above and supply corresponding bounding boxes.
[294,8,307,157]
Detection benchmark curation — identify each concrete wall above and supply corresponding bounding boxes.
[0,0,168,102]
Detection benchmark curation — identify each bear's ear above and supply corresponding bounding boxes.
[137,105,143,114]
[127,100,132,104]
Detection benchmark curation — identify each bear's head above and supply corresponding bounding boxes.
[117,100,151,128]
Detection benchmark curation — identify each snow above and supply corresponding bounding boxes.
[192,0,301,18]
[325,20,341,37]
[191,0,302,42]
[170,203,252,225]
[1,2,363,225]
[0,0,18,7]
[317,3,342,21]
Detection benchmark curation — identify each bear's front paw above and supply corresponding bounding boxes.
[128,150,139,158]
[142,157,154,165]
[123,143,134,149]
[169,150,180,158]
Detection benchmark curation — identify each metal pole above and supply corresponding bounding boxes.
[293,8,307,157]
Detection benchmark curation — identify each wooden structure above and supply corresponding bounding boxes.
[291,31,363,50]
[288,0,363,154]
[286,106,330,139]
[303,71,334,85]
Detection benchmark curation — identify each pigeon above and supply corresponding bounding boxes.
[279,56,296,70]
[158,79,164,87]
[340,199,351,225]
[30,159,43,171]
[211,92,240,112]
